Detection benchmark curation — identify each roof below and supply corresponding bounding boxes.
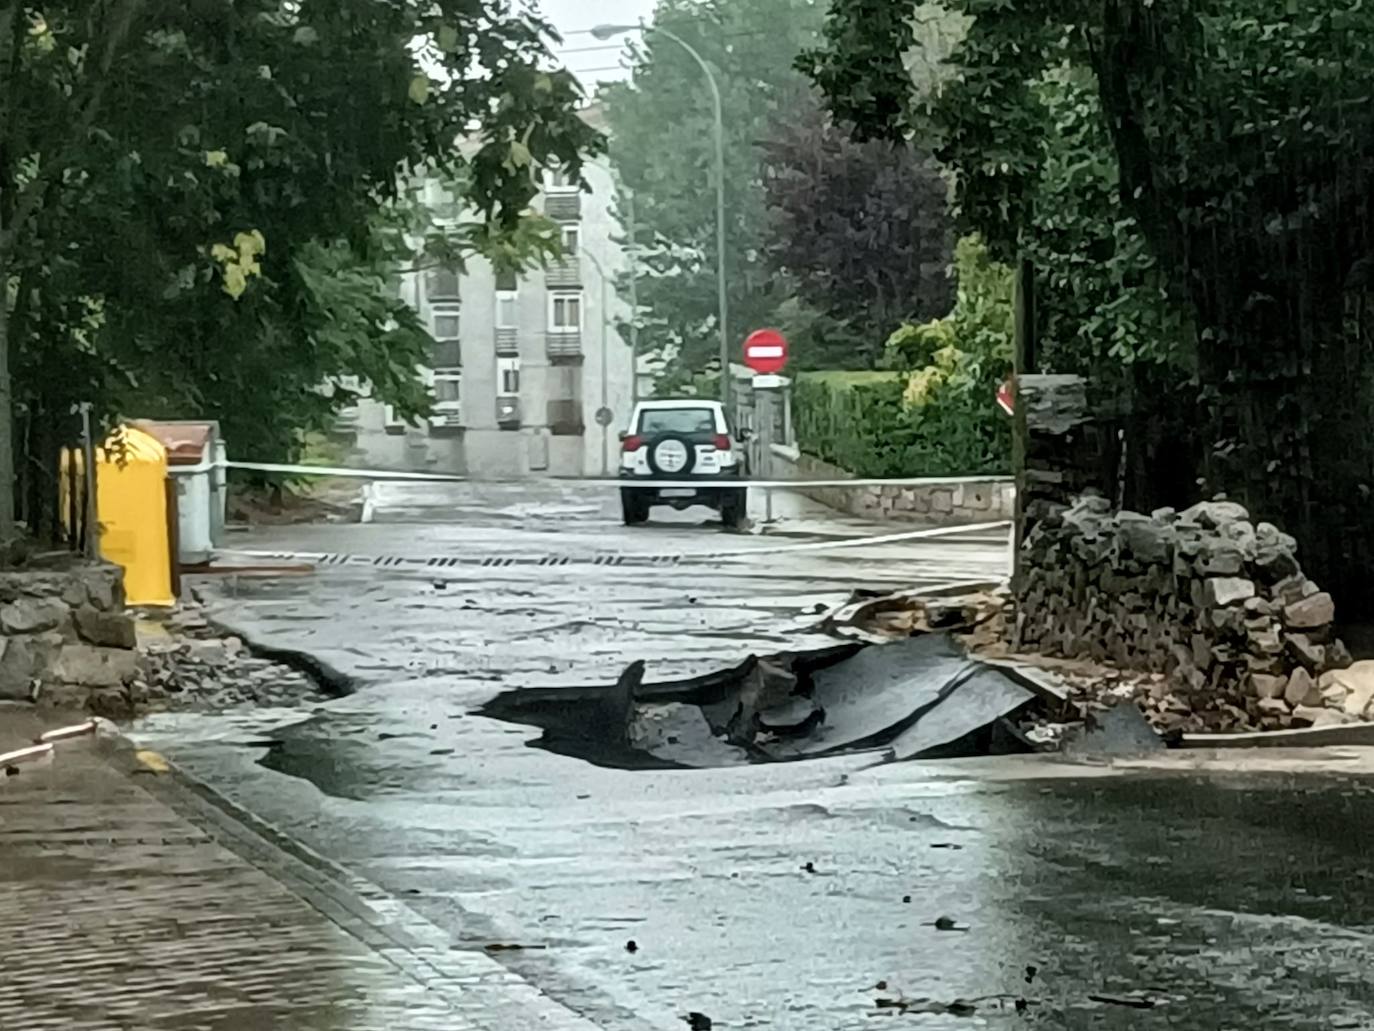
[633,399,725,410]
[135,420,216,466]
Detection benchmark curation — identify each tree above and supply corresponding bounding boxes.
[599,0,828,383]
[802,0,1374,613]
[758,87,953,366]
[0,1,599,544]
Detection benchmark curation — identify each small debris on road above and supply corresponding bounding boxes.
[429,748,454,756]
[929,916,968,932]
[1024,964,1038,984]
[4,765,18,777]
[931,842,964,850]
[683,1013,712,1031]
[902,895,912,903]
[625,940,639,953]
[483,943,548,953]
[801,861,816,874]
[1088,993,1157,1009]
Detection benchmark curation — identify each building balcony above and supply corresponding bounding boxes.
[496,395,521,428]
[543,192,581,221]
[547,400,584,436]
[495,327,519,356]
[545,331,583,362]
[428,404,464,433]
[545,257,581,289]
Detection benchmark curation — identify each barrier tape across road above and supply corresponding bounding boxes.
[221,520,1013,573]
[224,458,1014,493]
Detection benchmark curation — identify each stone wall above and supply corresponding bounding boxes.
[768,446,1014,525]
[1016,495,1357,730]
[0,563,137,714]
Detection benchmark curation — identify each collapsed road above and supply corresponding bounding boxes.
[477,634,1041,769]
[129,482,1374,1030]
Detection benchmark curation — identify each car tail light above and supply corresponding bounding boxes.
[712,434,731,450]
[622,434,645,452]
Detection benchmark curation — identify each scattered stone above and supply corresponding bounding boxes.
[73,606,137,650]
[1284,667,1320,708]
[1284,633,1326,672]
[1257,698,1290,717]
[1204,578,1256,608]
[1250,674,1286,700]
[1283,592,1335,630]
[1,599,66,635]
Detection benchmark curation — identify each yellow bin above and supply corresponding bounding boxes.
[62,426,175,606]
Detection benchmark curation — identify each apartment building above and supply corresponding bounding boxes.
[341,115,634,478]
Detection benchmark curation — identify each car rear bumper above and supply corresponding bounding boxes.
[618,471,745,505]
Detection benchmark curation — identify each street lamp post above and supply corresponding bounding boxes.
[592,21,729,408]
[581,246,612,477]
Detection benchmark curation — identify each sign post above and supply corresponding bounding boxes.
[743,329,789,524]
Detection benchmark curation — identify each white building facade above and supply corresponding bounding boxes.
[341,127,634,478]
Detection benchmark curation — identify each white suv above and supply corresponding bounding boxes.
[618,399,749,527]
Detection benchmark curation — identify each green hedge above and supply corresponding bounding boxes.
[792,370,1010,478]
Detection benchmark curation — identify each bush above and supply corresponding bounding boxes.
[791,235,1012,478]
[793,369,1009,477]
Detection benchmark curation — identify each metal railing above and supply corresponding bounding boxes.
[546,331,583,360]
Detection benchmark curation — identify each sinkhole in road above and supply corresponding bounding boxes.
[476,633,1042,770]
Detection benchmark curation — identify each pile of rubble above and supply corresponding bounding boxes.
[91,604,327,718]
[1015,496,1357,732]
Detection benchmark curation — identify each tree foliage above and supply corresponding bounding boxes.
[599,0,828,380]
[794,235,1011,477]
[757,87,953,366]
[805,0,1374,612]
[0,0,598,540]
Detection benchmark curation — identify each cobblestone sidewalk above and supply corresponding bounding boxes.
[0,709,603,1031]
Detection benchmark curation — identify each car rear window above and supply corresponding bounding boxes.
[638,408,717,436]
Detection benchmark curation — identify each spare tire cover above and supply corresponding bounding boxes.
[647,435,695,475]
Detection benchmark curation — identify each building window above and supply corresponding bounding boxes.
[382,405,407,431]
[498,357,521,395]
[431,304,461,367]
[548,291,581,333]
[425,267,460,302]
[544,161,576,193]
[432,368,462,411]
[560,224,580,256]
[495,289,518,330]
[495,269,517,291]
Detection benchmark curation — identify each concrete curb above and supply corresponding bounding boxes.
[1181,721,1374,749]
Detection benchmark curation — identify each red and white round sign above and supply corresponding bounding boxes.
[743,328,789,375]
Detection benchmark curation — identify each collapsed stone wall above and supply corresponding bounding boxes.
[0,564,137,713]
[1016,495,1357,731]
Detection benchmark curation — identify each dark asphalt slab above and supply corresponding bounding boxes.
[133,483,1374,1030]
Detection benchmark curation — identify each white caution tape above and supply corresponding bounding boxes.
[222,458,1012,492]
[219,520,1011,572]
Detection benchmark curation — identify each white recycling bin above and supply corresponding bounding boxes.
[136,420,222,567]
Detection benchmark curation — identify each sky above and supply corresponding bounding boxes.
[537,0,658,87]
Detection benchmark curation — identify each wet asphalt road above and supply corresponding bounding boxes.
[134,483,1374,1030]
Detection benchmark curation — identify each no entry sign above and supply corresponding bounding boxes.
[996,377,1015,416]
[743,328,789,374]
